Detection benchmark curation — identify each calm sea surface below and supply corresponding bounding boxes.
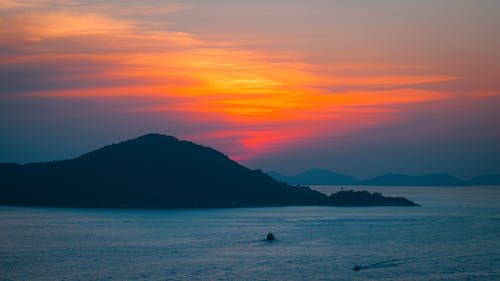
[1,186,499,281]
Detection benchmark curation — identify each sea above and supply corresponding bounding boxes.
[1,186,499,281]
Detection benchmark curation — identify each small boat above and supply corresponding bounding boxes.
[266,232,275,241]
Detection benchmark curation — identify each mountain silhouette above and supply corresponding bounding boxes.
[0,134,417,208]
[268,170,499,186]
[267,169,360,185]
[467,174,500,186]
[361,173,467,186]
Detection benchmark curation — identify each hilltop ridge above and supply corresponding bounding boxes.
[0,134,418,208]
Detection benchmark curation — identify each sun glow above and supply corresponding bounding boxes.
[0,5,461,160]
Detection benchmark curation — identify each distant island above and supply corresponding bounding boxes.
[267,169,360,185]
[268,169,500,186]
[0,134,417,208]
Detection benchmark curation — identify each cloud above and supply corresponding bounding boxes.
[472,91,500,98]
[0,1,461,161]
[93,2,191,16]
[0,0,79,10]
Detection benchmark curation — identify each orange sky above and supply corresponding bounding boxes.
[1,1,499,177]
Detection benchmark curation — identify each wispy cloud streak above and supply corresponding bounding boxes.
[0,1,474,161]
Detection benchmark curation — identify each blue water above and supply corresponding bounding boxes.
[1,186,499,280]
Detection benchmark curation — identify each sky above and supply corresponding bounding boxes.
[1,0,499,179]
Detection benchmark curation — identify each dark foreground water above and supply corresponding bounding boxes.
[1,186,499,281]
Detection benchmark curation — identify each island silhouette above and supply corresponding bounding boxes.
[0,134,418,208]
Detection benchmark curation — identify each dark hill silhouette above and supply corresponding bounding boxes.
[328,190,416,206]
[0,134,417,208]
[361,173,467,186]
[267,169,360,185]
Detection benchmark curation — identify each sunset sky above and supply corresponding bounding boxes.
[1,0,499,178]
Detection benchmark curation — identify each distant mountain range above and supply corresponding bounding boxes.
[362,174,468,186]
[267,169,500,186]
[267,169,359,185]
[0,134,417,208]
